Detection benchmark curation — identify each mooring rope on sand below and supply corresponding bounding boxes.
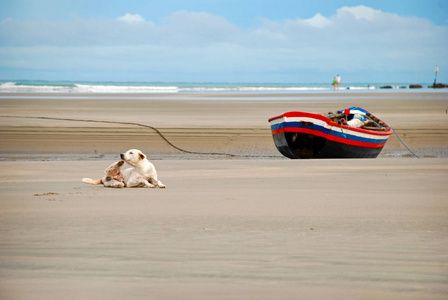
[1,115,420,159]
[0,115,279,159]
[391,128,420,158]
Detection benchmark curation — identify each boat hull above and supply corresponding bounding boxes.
[269,108,393,159]
[272,131,385,159]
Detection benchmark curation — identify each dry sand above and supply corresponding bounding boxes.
[0,91,448,299]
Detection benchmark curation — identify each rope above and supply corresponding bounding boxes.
[0,115,279,159]
[2,115,418,159]
[392,128,420,158]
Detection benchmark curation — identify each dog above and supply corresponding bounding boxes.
[82,160,126,188]
[119,149,166,188]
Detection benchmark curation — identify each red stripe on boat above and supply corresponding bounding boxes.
[269,112,393,137]
[271,127,386,148]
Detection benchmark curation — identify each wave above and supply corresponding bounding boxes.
[181,86,330,92]
[0,82,179,93]
[74,84,179,93]
[1,81,426,94]
[0,82,334,93]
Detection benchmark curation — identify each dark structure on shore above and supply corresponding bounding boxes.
[430,83,448,88]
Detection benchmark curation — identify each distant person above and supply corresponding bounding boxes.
[332,77,337,90]
[336,75,341,90]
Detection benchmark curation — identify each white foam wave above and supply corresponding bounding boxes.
[0,82,75,93]
[0,82,399,94]
[346,86,376,90]
[0,82,17,87]
[0,82,179,93]
[1,82,332,93]
[180,86,330,92]
[74,84,178,93]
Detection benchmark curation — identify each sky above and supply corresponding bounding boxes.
[0,0,447,83]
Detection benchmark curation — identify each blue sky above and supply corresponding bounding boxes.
[1,0,447,83]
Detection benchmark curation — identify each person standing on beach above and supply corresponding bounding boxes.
[332,77,337,90]
[336,75,341,90]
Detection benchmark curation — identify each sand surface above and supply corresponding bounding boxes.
[1,91,448,299]
[1,91,448,158]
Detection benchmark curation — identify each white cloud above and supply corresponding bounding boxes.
[0,6,447,82]
[117,13,145,24]
[301,13,331,28]
[337,5,382,21]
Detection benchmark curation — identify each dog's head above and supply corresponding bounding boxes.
[120,149,147,166]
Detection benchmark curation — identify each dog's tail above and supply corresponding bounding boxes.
[82,178,102,185]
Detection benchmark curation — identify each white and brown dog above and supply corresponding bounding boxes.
[82,149,166,188]
[120,149,166,188]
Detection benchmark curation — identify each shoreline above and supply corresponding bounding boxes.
[1,88,448,97]
[2,79,448,94]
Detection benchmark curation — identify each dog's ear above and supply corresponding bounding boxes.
[139,153,146,160]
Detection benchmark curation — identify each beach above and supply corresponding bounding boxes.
[1,91,448,299]
[1,91,448,159]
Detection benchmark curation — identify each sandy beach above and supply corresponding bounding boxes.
[1,91,448,159]
[1,91,448,299]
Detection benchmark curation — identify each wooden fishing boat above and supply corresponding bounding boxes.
[268,107,393,159]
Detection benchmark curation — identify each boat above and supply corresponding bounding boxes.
[268,107,393,159]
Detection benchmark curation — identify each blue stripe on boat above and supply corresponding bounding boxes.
[270,121,386,145]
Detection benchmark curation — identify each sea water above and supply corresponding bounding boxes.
[0,80,442,94]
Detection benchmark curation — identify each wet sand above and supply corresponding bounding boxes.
[0,91,448,299]
[0,91,448,158]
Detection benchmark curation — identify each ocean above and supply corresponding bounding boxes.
[0,80,439,94]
